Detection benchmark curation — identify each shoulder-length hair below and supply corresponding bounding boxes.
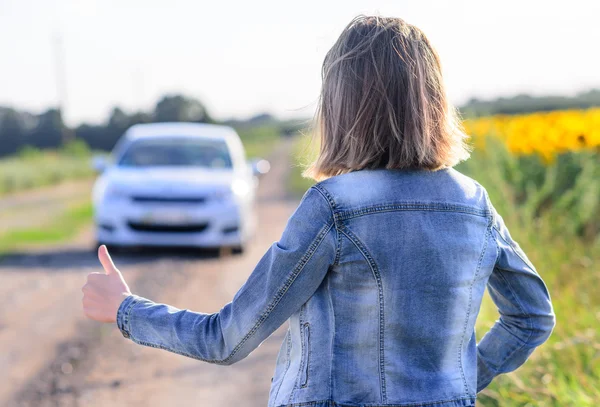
[305,16,470,181]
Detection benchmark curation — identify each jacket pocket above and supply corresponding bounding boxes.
[300,322,310,388]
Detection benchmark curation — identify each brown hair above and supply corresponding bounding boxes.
[305,15,470,180]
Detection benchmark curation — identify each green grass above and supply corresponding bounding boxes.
[0,141,95,196]
[0,201,93,254]
[236,124,283,159]
[288,133,318,196]
[288,134,600,406]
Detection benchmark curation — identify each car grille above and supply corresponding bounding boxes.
[131,196,207,204]
[127,222,209,233]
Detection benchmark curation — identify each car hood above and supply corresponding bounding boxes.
[101,167,237,194]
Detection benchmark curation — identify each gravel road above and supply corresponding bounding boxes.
[1,138,300,407]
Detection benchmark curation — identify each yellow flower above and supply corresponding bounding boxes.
[463,108,600,162]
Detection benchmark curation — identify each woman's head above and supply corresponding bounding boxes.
[306,16,470,180]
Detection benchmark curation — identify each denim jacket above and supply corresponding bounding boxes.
[117,167,555,407]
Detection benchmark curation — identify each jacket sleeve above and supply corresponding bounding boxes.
[116,186,337,365]
[476,207,555,392]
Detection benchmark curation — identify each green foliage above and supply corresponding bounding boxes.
[0,201,93,253]
[235,124,283,159]
[62,139,91,157]
[0,143,95,196]
[288,134,317,196]
[460,89,600,117]
[153,95,212,123]
[288,135,600,405]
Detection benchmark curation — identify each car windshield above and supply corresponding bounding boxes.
[118,137,233,169]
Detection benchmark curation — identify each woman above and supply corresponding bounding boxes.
[82,16,555,407]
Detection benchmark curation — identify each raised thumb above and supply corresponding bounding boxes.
[98,245,119,276]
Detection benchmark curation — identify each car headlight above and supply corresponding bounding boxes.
[210,181,250,202]
[231,180,250,197]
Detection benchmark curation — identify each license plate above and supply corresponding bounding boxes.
[141,211,192,225]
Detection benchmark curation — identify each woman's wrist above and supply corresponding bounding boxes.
[116,293,140,339]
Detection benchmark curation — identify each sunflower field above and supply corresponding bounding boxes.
[290,107,600,406]
[463,108,600,161]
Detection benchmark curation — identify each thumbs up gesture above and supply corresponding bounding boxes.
[82,245,132,323]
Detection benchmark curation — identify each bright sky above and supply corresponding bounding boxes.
[1,0,599,126]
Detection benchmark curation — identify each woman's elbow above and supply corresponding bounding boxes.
[529,308,556,346]
[542,311,556,341]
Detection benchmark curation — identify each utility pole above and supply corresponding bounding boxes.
[53,33,73,143]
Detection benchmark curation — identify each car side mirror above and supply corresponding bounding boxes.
[92,155,108,173]
[249,158,270,177]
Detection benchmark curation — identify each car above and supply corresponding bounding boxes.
[91,122,268,253]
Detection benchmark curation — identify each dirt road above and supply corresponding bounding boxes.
[1,139,300,407]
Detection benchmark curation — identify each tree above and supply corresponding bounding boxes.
[104,107,131,150]
[108,107,130,130]
[0,108,26,156]
[153,95,212,123]
[75,124,107,150]
[28,108,64,149]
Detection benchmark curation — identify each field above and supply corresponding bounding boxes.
[0,140,94,196]
[290,109,600,406]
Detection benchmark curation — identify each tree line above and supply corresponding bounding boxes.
[2,89,599,157]
[460,89,600,117]
[0,94,233,157]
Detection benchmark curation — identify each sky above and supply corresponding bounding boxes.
[1,0,599,126]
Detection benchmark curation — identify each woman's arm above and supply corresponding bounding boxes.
[83,187,337,365]
[476,209,556,392]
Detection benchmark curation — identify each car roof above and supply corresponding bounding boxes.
[124,122,239,141]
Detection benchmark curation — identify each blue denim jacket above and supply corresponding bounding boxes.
[117,168,555,407]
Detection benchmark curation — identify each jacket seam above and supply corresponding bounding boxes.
[457,219,490,397]
[312,184,337,210]
[133,221,334,365]
[339,228,387,403]
[337,202,489,221]
[492,225,536,271]
[326,273,335,400]
[312,184,341,266]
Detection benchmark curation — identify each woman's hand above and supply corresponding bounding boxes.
[82,245,132,323]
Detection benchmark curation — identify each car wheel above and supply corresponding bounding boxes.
[231,245,245,255]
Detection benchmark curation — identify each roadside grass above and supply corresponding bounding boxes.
[288,133,318,196]
[288,134,600,406]
[0,141,95,197]
[0,201,93,255]
[236,124,284,159]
